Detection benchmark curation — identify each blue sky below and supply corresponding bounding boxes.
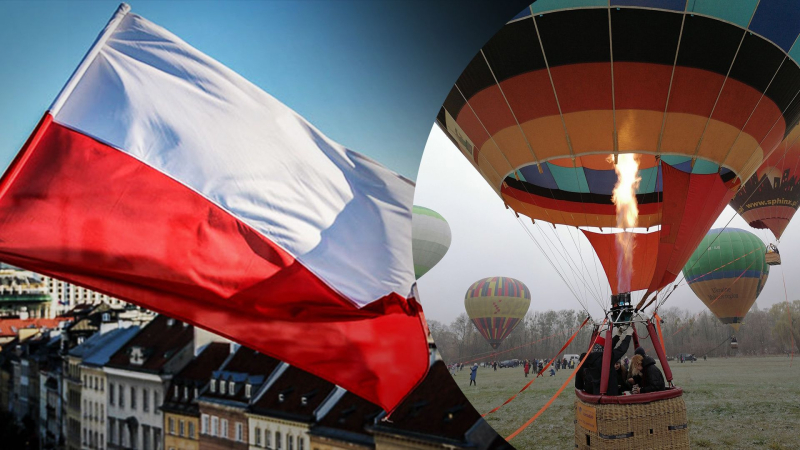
[0,0,529,179]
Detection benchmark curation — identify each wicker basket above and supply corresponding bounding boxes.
[574,389,689,449]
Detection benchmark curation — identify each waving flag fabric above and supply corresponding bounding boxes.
[0,4,429,411]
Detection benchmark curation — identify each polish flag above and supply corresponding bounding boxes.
[0,4,429,411]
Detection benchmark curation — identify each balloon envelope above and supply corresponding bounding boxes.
[464,276,531,349]
[437,2,800,297]
[682,228,769,331]
[412,206,452,279]
[729,127,800,240]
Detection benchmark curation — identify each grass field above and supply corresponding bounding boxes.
[452,356,800,449]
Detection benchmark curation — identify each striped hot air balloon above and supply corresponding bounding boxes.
[436,1,800,298]
[412,206,452,279]
[683,228,770,332]
[465,277,531,349]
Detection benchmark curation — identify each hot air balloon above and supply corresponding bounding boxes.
[682,228,770,332]
[464,277,531,349]
[412,206,452,279]
[436,1,800,302]
[729,127,800,241]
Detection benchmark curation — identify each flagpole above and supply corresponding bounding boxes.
[50,3,131,116]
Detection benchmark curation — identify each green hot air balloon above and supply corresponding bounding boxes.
[683,228,770,332]
[412,206,452,279]
[465,277,531,349]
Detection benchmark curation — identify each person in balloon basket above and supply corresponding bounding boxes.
[629,354,666,394]
[614,359,630,392]
[575,325,633,395]
[470,363,478,386]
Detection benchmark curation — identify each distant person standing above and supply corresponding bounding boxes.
[524,360,531,377]
[470,364,478,386]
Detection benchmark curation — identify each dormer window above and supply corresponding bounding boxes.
[220,380,226,395]
[228,381,235,395]
[245,384,251,399]
[129,346,145,365]
[184,386,188,401]
[301,397,308,406]
[194,387,198,399]
[278,393,284,403]
[174,385,179,399]
[102,313,110,322]
[210,379,216,393]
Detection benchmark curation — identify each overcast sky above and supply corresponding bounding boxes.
[415,126,800,324]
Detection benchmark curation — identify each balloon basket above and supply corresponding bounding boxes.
[574,388,689,449]
[765,252,781,266]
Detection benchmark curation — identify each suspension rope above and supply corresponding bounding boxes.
[505,319,607,442]
[456,322,585,366]
[481,317,590,417]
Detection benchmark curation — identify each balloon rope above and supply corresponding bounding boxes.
[648,246,760,314]
[782,268,794,367]
[481,317,590,417]
[660,131,798,311]
[671,258,756,336]
[505,319,607,441]
[654,313,666,355]
[455,323,582,366]
[699,335,736,358]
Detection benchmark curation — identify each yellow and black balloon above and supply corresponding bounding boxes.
[437,1,800,298]
[465,277,531,349]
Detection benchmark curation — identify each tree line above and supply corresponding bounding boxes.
[430,300,800,364]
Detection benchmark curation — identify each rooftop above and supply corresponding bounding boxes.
[106,315,193,373]
[202,347,281,405]
[311,391,382,445]
[250,365,337,422]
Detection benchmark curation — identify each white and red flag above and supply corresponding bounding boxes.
[0,4,429,411]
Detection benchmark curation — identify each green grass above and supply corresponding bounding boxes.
[452,356,800,449]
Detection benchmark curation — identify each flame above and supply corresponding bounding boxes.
[608,153,641,292]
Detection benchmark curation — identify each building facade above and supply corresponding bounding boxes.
[247,365,343,450]
[197,347,282,450]
[105,315,194,450]
[162,342,230,450]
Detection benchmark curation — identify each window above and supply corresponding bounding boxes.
[245,384,252,399]
[287,434,293,450]
[220,380,226,395]
[298,437,304,450]
[221,418,229,439]
[229,381,235,394]
[194,387,198,399]
[265,429,271,448]
[109,383,115,406]
[236,422,244,442]
[179,420,185,437]
[211,416,219,437]
[143,425,151,450]
[168,417,175,435]
[210,379,216,393]
[154,391,161,414]
[276,432,282,450]
[154,429,162,450]
[174,385,179,399]
[183,386,188,401]
[131,386,137,410]
[118,421,125,447]
[143,388,149,412]
[119,384,125,409]
[110,417,116,444]
[188,421,195,439]
[201,414,209,435]
[255,427,262,447]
